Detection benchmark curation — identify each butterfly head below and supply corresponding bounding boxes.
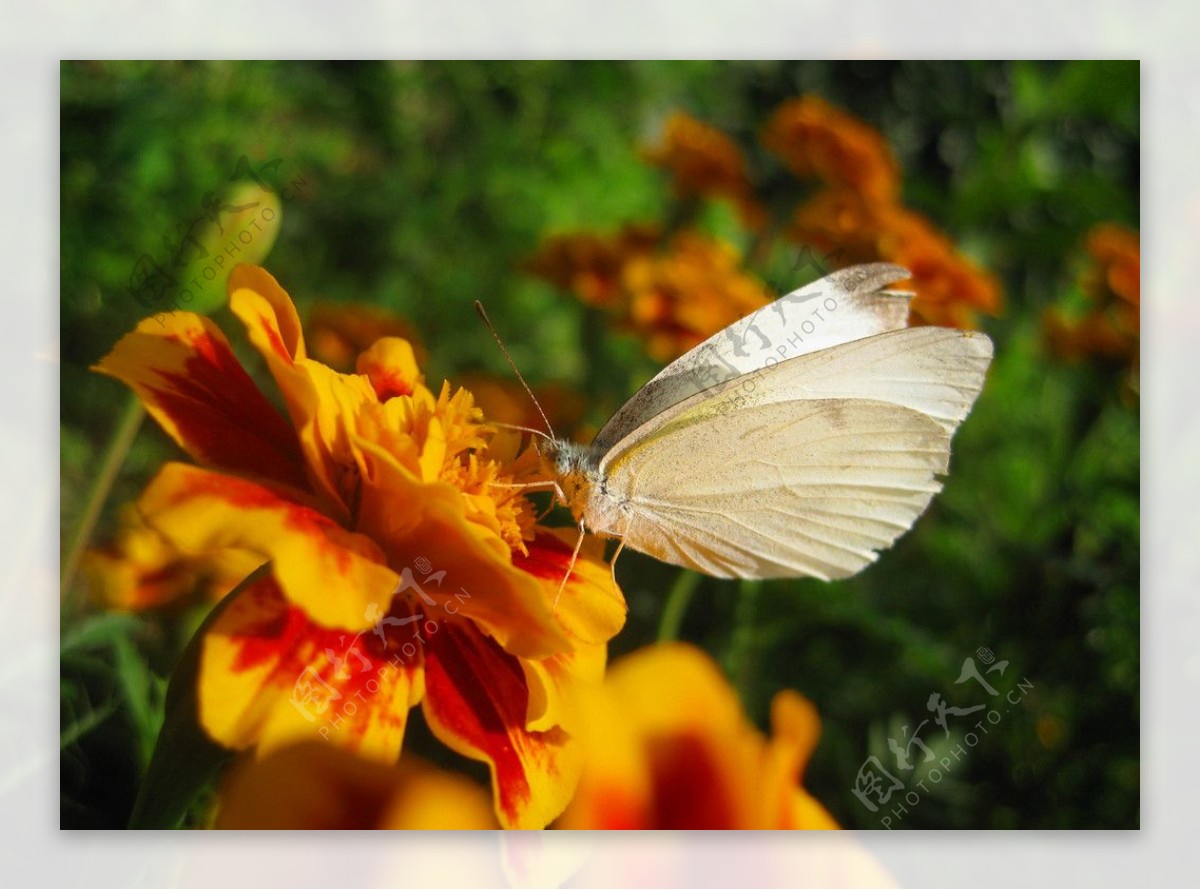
[536,438,605,520]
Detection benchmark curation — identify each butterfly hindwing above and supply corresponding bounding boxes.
[606,397,953,579]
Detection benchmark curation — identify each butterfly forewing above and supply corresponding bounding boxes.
[600,326,993,475]
[591,263,915,451]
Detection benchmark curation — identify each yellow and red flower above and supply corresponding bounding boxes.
[82,503,262,612]
[559,643,838,829]
[213,642,837,832]
[215,742,499,829]
[94,264,626,828]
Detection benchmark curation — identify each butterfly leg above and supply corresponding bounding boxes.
[607,515,632,595]
[552,518,587,613]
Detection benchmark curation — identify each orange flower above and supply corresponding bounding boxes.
[1083,222,1140,333]
[790,188,1002,328]
[524,224,660,310]
[456,373,587,441]
[1044,223,1139,370]
[82,504,262,611]
[307,300,427,371]
[642,112,767,229]
[93,265,626,828]
[215,742,498,829]
[620,231,774,361]
[762,96,900,203]
[558,643,838,829]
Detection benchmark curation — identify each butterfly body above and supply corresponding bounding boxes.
[539,263,993,582]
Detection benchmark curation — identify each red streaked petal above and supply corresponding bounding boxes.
[228,264,307,365]
[138,462,399,631]
[356,337,423,402]
[422,622,581,829]
[200,574,422,759]
[93,312,308,491]
[516,528,627,647]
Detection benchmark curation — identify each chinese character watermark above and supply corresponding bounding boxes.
[125,154,308,325]
[850,650,1034,827]
[286,557,473,739]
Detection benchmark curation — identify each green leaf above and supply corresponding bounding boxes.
[127,564,268,829]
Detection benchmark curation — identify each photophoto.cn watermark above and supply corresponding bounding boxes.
[124,154,309,324]
[287,556,472,739]
[673,245,861,404]
[850,647,1035,828]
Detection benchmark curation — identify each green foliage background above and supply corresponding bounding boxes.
[60,60,1139,829]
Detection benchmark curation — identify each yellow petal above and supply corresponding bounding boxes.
[199,575,420,757]
[139,462,398,631]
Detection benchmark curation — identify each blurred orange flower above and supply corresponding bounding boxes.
[94,265,626,829]
[558,643,838,829]
[307,300,427,371]
[1044,222,1139,370]
[790,188,1002,328]
[82,504,262,612]
[621,230,774,361]
[762,96,900,203]
[216,742,498,829]
[524,224,660,310]
[529,227,773,363]
[643,111,767,229]
[456,373,587,441]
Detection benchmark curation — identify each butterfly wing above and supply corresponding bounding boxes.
[592,263,914,451]
[597,327,993,580]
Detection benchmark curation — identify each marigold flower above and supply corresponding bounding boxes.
[456,373,587,442]
[642,112,767,229]
[82,504,262,611]
[762,96,900,203]
[524,224,660,310]
[93,265,626,829]
[790,188,1002,328]
[620,231,774,361]
[1043,223,1139,373]
[215,742,498,829]
[307,300,427,371]
[558,642,838,829]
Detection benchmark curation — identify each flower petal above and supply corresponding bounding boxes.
[422,622,581,829]
[354,437,573,658]
[228,264,307,364]
[199,574,421,758]
[229,273,379,520]
[138,462,399,631]
[216,744,497,829]
[356,337,423,402]
[93,312,308,491]
[515,529,626,647]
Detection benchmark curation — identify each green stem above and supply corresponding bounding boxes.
[656,570,701,642]
[60,394,145,609]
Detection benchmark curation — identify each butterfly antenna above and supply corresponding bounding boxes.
[474,300,557,440]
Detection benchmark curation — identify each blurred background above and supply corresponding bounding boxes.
[60,60,1139,829]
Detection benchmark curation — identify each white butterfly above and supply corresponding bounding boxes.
[533,262,993,582]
